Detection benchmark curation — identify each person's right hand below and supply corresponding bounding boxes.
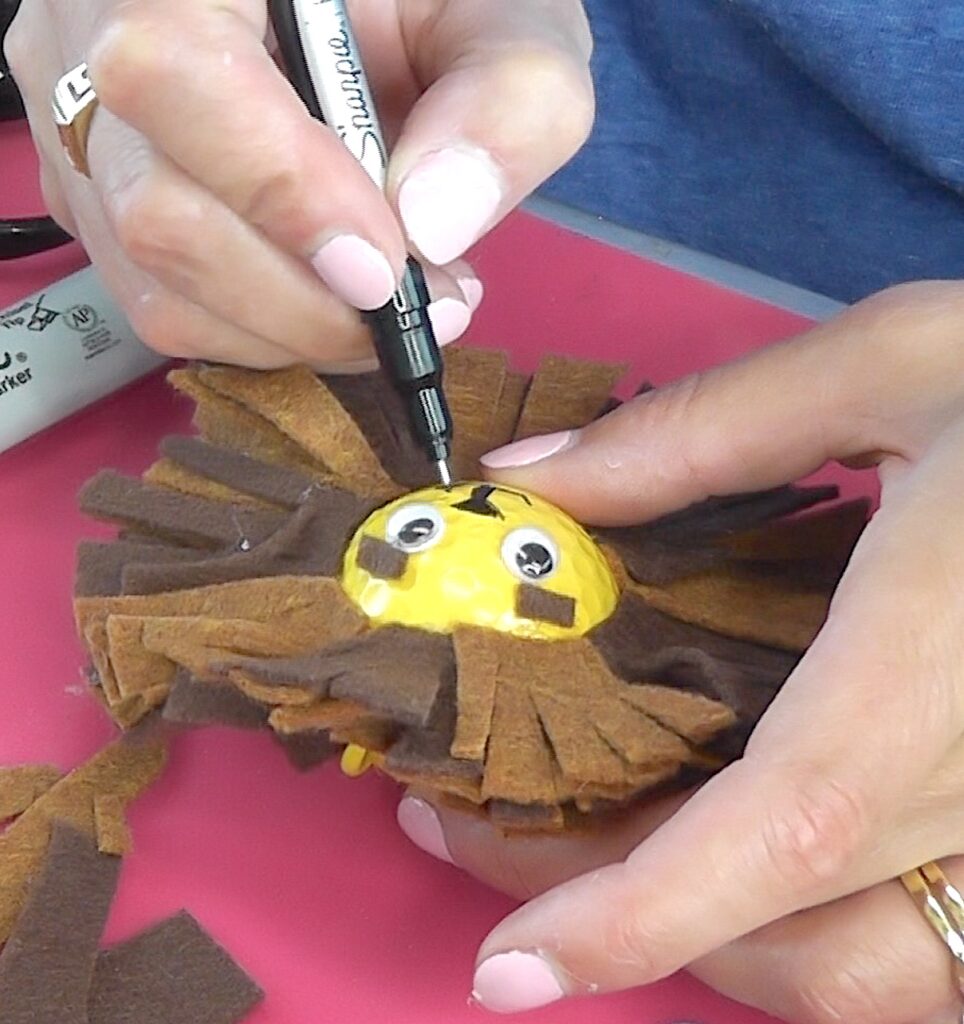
[4,0,593,370]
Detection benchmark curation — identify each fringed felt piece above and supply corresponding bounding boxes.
[120,488,374,595]
[325,372,433,490]
[513,355,626,440]
[168,367,327,476]
[0,823,121,1024]
[232,626,453,728]
[447,629,731,809]
[197,365,400,500]
[162,670,269,730]
[441,347,511,477]
[632,564,832,652]
[159,435,318,508]
[79,471,286,552]
[0,739,165,945]
[0,767,62,820]
[588,591,796,725]
[487,371,530,451]
[87,911,263,1024]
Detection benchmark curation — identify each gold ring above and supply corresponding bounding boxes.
[51,62,98,178]
[901,861,964,1016]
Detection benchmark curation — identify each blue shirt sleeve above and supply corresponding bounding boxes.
[540,0,964,302]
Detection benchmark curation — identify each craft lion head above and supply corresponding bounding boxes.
[73,349,865,831]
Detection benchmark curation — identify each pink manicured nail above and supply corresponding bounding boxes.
[480,430,575,469]
[398,148,502,265]
[397,796,454,864]
[428,296,471,345]
[456,273,484,312]
[310,235,396,310]
[472,951,565,1013]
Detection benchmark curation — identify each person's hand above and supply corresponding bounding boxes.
[4,0,592,370]
[397,280,964,1024]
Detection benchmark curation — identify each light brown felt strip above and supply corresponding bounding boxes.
[0,767,63,820]
[451,627,499,762]
[514,355,626,440]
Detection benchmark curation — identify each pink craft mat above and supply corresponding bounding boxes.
[1,119,875,1024]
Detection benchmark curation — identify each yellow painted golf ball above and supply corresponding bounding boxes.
[340,482,619,640]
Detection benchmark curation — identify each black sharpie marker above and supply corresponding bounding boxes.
[269,0,454,487]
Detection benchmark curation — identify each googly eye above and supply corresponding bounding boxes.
[385,503,445,552]
[501,527,559,583]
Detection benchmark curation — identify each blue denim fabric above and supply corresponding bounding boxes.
[540,0,964,302]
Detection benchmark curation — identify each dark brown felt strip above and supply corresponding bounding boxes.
[121,488,374,595]
[162,671,268,730]
[0,823,120,1024]
[160,436,318,508]
[270,729,339,771]
[76,541,200,598]
[591,532,731,585]
[197,365,399,500]
[88,911,263,1024]
[324,372,433,490]
[238,627,453,727]
[356,535,408,580]
[79,471,286,551]
[0,766,62,819]
[0,739,166,945]
[515,584,576,627]
[143,459,268,508]
[513,356,625,441]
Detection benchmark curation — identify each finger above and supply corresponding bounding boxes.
[86,0,406,310]
[396,788,694,899]
[469,416,964,1011]
[479,282,964,525]
[387,0,594,264]
[692,857,964,1024]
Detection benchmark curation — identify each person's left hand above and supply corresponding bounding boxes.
[397,280,964,1024]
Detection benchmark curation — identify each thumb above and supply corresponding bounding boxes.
[480,282,964,525]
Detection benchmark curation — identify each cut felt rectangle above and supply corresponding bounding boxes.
[482,683,557,805]
[513,356,625,440]
[0,823,120,1024]
[88,910,263,1024]
[197,365,399,501]
[0,739,165,944]
[355,535,409,580]
[0,767,62,820]
[515,584,575,628]
[79,471,286,552]
[159,435,318,509]
[450,627,499,762]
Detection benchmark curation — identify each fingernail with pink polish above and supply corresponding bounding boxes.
[472,951,566,1013]
[457,273,484,312]
[310,235,396,310]
[398,148,502,265]
[397,796,454,864]
[428,296,471,345]
[480,430,576,469]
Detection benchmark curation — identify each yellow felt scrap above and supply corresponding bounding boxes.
[197,366,399,500]
[168,368,326,478]
[0,739,165,944]
[632,567,830,652]
[442,347,510,476]
[0,767,62,820]
[144,457,273,508]
[514,355,625,440]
